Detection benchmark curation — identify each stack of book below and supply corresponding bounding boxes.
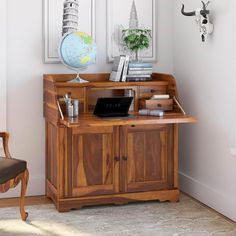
[109,55,153,82]
[126,63,153,82]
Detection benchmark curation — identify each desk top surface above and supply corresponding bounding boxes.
[60,113,197,128]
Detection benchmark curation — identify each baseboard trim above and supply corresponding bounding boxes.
[0,195,52,208]
[179,171,236,222]
[0,176,45,199]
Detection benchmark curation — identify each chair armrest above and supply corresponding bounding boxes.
[0,132,12,159]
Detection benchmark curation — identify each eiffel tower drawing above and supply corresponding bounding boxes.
[129,0,139,29]
[118,0,139,51]
[111,0,154,62]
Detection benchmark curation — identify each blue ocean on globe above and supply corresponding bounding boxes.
[60,32,96,69]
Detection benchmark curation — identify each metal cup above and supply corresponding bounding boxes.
[66,103,74,118]
[73,99,79,117]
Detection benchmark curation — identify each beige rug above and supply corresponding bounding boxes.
[0,195,235,236]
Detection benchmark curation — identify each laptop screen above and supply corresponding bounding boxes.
[93,97,133,117]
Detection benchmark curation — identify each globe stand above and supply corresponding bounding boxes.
[59,32,96,84]
[68,72,89,83]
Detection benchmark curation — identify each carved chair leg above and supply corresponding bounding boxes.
[20,169,29,221]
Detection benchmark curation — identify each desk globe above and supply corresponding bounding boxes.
[59,32,97,83]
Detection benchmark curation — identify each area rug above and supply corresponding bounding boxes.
[0,195,235,236]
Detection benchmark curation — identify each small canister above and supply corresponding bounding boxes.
[73,99,79,117]
[67,104,74,118]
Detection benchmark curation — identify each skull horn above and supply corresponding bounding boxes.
[201,1,210,16]
[181,4,196,16]
[201,1,206,10]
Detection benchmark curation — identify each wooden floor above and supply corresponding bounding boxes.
[0,194,235,224]
[0,196,52,208]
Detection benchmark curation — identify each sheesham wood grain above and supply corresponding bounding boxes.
[146,130,164,181]
[43,73,196,212]
[167,125,174,189]
[174,124,179,188]
[60,113,197,128]
[67,126,118,198]
[55,190,180,212]
[122,124,173,193]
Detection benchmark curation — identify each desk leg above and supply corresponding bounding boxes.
[174,124,179,189]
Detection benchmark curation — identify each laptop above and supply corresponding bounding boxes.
[93,97,133,118]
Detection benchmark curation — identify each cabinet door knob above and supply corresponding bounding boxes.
[122,156,128,161]
[114,156,120,161]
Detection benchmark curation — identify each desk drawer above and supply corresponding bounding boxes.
[56,87,84,100]
[139,98,173,111]
[139,86,167,98]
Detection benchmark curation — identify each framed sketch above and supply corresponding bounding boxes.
[43,0,96,63]
[107,0,157,62]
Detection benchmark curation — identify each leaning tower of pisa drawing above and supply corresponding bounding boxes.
[62,0,79,36]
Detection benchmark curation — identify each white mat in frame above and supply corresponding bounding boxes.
[43,0,96,63]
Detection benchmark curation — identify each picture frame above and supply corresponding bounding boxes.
[107,0,157,62]
[43,0,96,64]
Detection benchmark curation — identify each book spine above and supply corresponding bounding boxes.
[116,56,126,82]
[122,55,129,82]
[121,56,130,82]
[126,74,151,78]
[126,77,152,82]
[128,70,152,75]
[129,67,153,71]
[129,67,152,70]
[129,63,153,68]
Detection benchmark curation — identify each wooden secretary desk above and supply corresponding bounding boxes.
[43,73,196,212]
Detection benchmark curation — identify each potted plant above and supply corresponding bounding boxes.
[122,28,151,61]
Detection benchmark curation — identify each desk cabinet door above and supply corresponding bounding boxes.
[66,126,119,198]
[120,124,174,193]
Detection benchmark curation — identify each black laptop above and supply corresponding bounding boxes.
[93,97,133,118]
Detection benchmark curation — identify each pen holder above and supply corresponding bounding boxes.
[73,99,79,117]
[66,99,79,118]
[66,103,74,118]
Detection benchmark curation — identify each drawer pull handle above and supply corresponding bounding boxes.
[122,156,128,161]
[157,104,162,107]
[114,156,120,162]
[150,89,159,93]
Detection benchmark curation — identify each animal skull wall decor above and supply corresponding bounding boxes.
[181,1,214,42]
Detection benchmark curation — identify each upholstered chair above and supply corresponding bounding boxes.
[0,132,29,221]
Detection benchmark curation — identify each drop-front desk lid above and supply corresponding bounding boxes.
[60,113,197,128]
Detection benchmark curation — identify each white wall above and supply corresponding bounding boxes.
[173,0,236,221]
[1,0,173,198]
[0,0,7,133]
